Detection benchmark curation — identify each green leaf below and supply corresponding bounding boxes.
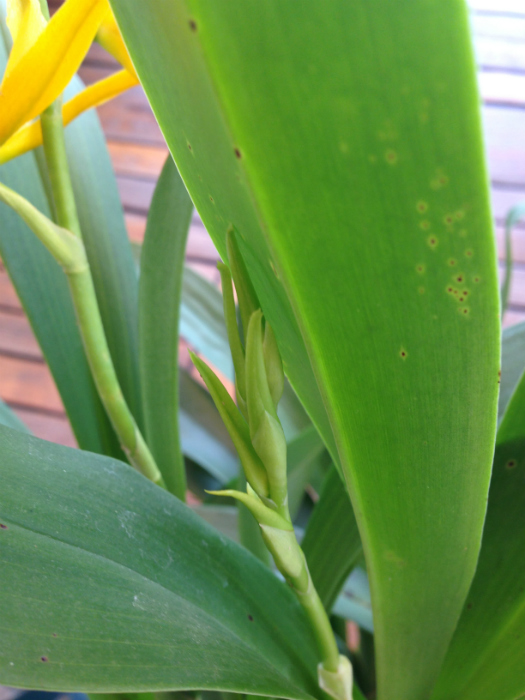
[498,320,525,425]
[500,202,525,315]
[64,76,144,433]
[0,398,29,433]
[110,3,501,698]
[180,265,234,381]
[431,352,525,700]
[139,156,193,498]
[0,8,114,454]
[287,426,328,521]
[332,568,373,635]
[179,369,238,484]
[302,467,362,612]
[0,425,321,699]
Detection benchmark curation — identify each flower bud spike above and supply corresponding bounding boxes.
[218,261,247,401]
[190,351,269,498]
[205,489,291,531]
[226,226,260,337]
[263,321,284,408]
[246,311,288,514]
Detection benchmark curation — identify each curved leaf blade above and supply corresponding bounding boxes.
[0,425,320,699]
[139,156,193,497]
[110,3,501,699]
[432,347,525,700]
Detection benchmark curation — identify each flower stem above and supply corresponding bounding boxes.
[38,98,164,487]
[40,101,81,237]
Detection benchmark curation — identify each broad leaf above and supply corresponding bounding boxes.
[302,467,362,612]
[0,6,114,454]
[0,425,321,699]
[431,341,525,700]
[139,156,193,497]
[111,3,501,698]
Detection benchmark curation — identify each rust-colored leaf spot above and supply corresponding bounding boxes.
[41,656,48,663]
[234,148,242,159]
[447,287,454,294]
[416,201,428,214]
[0,523,7,529]
[400,349,408,359]
[456,276,463,283]
[506,460,517,470]
[444,215,454,225]
[465,249,473,257]
[428,236,437,248]
[188,19,198,32]
[209,196,214,203]
[448,259,456,266]
[187,143,192,151]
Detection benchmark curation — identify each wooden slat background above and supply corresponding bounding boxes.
[1,2,524,448]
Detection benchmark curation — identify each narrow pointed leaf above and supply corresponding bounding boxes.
[139,156,193,497]
[109,4,500,698]
[0,426,320,699]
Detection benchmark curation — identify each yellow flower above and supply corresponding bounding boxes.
[0,0,139,164]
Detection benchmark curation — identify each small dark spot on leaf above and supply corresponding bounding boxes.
[459,297,464,302]
[0,523,7,529]
[474,276,480,283]
[467,603,473,610]
[52,633,57,638]
[234,148,242,159]
[248,615,254,621]
[506,460,516,470]
[462,307,469,315]
[188,19,198,32]
[41,656,48,663]
[456,276,463,283]
[444,215,454,225]
[449,259,456,266]
[463,290,468,296]
[400,349,407,359]
[447,286,453,293]
[209,196,214,203]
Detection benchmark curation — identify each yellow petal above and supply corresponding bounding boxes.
[96,6,136,77]
[5,0,47,77]
[0,0,108,145]
[0,70,139,164]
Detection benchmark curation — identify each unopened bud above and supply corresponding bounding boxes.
[190,352,269,498]
[218,262,246,402]
[263,321,284,408]
[226,227,260,336]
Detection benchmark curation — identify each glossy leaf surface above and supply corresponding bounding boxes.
[431,330,525,700]
[139,156,193,497]
[0,425,321,699]
[111,3,500,698]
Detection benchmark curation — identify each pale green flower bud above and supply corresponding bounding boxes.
[263,321,284,408]
[190,351,269,499]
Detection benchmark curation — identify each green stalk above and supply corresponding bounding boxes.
[40,101,81,237]
[24,86,164,486]
[67,268,163,485]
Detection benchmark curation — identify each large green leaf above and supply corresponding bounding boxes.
[302,467,362,612]
[0,8,113,454]
[111,3,500,698]
[139,156,193,497]
[0,425,321,699]
[64,77,144,433]
[431,344,525,700]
